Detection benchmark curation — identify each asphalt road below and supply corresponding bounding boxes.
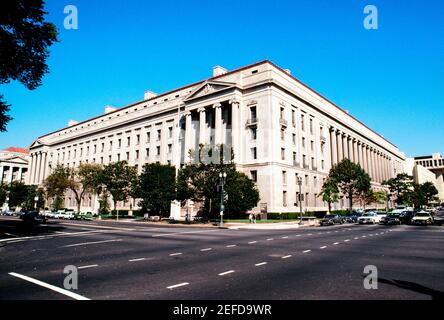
[0,217,443,300]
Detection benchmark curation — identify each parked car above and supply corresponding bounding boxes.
[358,212,380,224]
[320,214,344,226]
[383,212,402,225]
[433,210,444,225]
[376,211,388,224]
[20,211,46,224]
[411,211,434,225]
[400,210,415,225]
[344,212,361,223]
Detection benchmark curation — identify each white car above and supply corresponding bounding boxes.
[411,211,434,225]
[358,212,380,224]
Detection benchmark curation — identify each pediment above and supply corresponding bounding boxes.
[0,155,28,165]
[30,139,45,149]
[184,80,237,101]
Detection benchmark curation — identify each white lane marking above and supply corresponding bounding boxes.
[226,244,237,248]
[281,236,289,239]
[248,241,257,244]
[327,232,331,234]
[152,229,220,238]
[0,230,114,244]
[255,262,267,266]
[354,237,359,240]
[303,250,311,253]
[169,252,183,256]
[266,238,274,241]
[8,272,90,300]
[129,258,146,262]
[218,270,235,276]
[60,222,134,231]
[167,282,189,290]
[5,233,18,237]
[282,255,292,259]
[335,231,339,233]
[320,246,327,249]
[62,239,122,248]
[362,235,367,238]
[296,235,301,237]
[78,264,99,269]
[200,248,212,252]
[307,233,313,236]
[333,242,339,245]
[344,239,350,242]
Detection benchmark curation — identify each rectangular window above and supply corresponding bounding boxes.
[281,148,285,160]
[118,139,121,148]
[292,134,296,145]
[156,146,160,156]
[146,148,150,158]
[136,134,140,145]
[251,147,257,160]
[147,132,151,143]
[283,191,287,207]
[292,109,296,127]
[127,137,130,147]
[251,127,257,140]
[301,114,305,131]
[282,171,287,184]
[168,127,173,139]
[168,144,172,154]
[157,129,161,141]
[126,152,129,160]
[250,170,257,182]
[310,118,313,134]
[281,129,285,140]
[311,140,314,152]
[302,137,306,148]
[117,154,121,161]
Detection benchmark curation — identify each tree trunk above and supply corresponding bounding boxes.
[328,201,331,213]
[348,191,353,212]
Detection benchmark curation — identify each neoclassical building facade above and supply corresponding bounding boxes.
[27,60,405,213]
[0,147,29,185]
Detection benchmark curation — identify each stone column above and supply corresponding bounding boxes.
[0,165,4,184]
[7,166,13,184]
[198,107,207,146]
[41,152,48,183]
[353,139,358,164]
[184,111,192,163]
[35,152,42,185]
[18,167,23,183]
[363,145,369,176]
[230,100,240,163]
[213,103,222,145]
[330,128,337,165]
[337,132,343,162]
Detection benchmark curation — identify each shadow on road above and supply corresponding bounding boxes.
[379,277,444,300]
[0,219,66,240]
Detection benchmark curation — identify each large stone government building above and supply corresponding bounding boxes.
[27,60,406,214]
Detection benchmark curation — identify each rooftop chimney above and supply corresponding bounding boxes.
[213,66,227,77]
[104,105,117,114]
[68,120,79,127]
[144,91,157,100]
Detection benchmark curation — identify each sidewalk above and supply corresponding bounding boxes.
[226,220,319,230]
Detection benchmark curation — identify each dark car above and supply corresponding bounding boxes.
[344,212,361,223]
[20,211,46,224]
[399,211,415,225]
[320,214,344,226]
[433,210,444,225]
[384,213,402,225]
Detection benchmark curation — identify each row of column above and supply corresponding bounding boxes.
[329,128,392,183]
[183,100,240,163]
[28,151,48,185]
[0,166,25,184]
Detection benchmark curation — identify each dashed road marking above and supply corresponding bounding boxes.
[248,241,257,244]
[303,250,311,253]
[129,258,146,262]
[200,248,212,252]
[281,236,289,239]
[255,262,267,266]
[169,253,183,256]
[344,239,350,242]
[167,282,189,290]
[78,264,99,269]
[282,255,292,259]
[218,270,235,276]
[333,242,339,245]
[266,238,274,241]
[62,239,122,248]
[226,245,237,248]
[320,246,327,249]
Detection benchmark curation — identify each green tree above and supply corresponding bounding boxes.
[0,0,58,131]
[177,163,260,218]
[411,182,439,208]
[7,181,29,208]
[318,177,340,213]
[100,161,137,219]
[328,158,371,212]
[134,163,176,217]
[382,173,415,205]
[357,190,387,210]
[43,164,71,205]
[0,183,7,206]
[21,185,45,210]
[69,163,103,213]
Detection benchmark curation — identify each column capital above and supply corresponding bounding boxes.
[197,107,206,113]
[229,99,240,106]
[212,103,222,109]
[184,110,192,117]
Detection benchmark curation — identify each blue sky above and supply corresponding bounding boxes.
[1,0,443,157]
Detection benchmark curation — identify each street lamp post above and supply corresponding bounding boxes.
[296,174,303,225]
[219,172,227,228]
[34,195,39,211]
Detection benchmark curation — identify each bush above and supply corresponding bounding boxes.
[266,212,316,220]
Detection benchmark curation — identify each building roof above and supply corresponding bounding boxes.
[36,60,398,149]
[3,147,29,154]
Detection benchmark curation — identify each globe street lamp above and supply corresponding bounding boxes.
[296,174,303,225]
[219,172,227,228]
[34,195,39,211]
